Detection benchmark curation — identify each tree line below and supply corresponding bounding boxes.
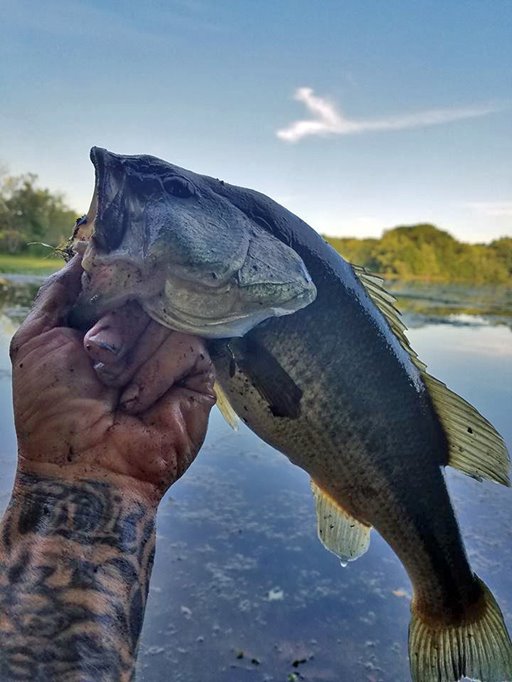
[326,224,511,284]
[0,171,510,284]
[0,171,77,255]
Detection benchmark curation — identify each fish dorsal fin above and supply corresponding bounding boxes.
[352,264,510,487]
[214,381,239,430]
[311,480,371,563]
[351,265,426,371]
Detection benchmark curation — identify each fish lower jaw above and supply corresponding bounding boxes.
[144,288,315,338]
[143,302,262,338]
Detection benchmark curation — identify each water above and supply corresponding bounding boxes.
[0,276,511,682]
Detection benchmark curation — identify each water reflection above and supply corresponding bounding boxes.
[0,276,40,331]
[0,277,510,681]
[389,280,512,330]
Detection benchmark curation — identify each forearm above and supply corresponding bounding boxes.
[0,471,156,682]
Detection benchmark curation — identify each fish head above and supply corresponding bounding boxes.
[72,147,316,336]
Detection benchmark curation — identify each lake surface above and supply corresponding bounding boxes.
[0,276,511,682]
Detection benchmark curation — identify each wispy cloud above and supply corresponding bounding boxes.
[464,201,512,217]
[2,0,225,48]
[277,87,500,142]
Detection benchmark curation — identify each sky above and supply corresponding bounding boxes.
[1,0,511,243]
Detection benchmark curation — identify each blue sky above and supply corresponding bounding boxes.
[1,0,511,242]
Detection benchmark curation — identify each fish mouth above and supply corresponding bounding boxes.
[70,261,280,335]
[69,247,163,329]
[88,147,131,253]
[71,278,309,337]
[71,230,316,336]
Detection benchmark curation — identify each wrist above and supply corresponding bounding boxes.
[15,458,163,509]
[9,470,157,554]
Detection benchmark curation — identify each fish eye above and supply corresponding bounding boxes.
[163,176,196,198]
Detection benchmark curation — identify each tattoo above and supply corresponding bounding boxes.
[0,473,156,681]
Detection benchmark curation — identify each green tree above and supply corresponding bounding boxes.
[0,173,77,254]
[323,224,512,284]
[490,238,512,282]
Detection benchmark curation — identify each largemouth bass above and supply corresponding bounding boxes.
[71,147,511,682]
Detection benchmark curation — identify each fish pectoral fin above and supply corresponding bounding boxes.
[230,337,302,419]
[214,381,239,430]
[311,480,371,563]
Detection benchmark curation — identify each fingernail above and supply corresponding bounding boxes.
[120,384,139,409]
[98,340,120,355]
[85,330,124,365]
[93,362,119,385]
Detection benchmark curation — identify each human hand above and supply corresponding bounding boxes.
[9,256,216,505]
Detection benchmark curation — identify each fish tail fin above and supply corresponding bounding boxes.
[409,576,512,682]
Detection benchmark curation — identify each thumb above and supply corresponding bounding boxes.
[10,254,83,358]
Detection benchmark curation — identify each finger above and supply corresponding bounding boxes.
[142,386,216,478]
[10,255,83,359]
[119,334,212,414]
[93,319,171,387]
[83,301,150,366]
[181,367,217,394]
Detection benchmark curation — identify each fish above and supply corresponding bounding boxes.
[71,147,512,682]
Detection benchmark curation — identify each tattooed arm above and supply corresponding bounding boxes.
[0,475,156,681]
[0,256,215,681]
